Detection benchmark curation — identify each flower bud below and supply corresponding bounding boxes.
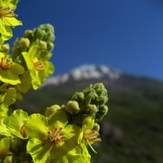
[85,91,97,105]
[20,124,28,138]
[88,104,98,114]
[45,105,61,117]
[1,44,10,53]
[98,95,108,105]
[96,105,108,121]
[65,100,80,114]
[47,42,54,51]
[19,38,30,49]
[72,91,85,101]
[93,123,100,132]
[39,40,47,50]
[100,105,108,115]
[61,104,66,109]
[24,30,33,40]
[40,24,54,33]
[82,116,94,128]
[35,28,46,40]
[94,83,107,94]
[46,32,55,42]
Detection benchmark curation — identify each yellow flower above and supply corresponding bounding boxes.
[0,52,24,85]
[0,0,22,43]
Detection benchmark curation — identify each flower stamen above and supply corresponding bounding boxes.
[32,59,44,71]
[48,128,64,145]
[0,56,13,70]
[84,129,101,144]
[0,7,15,18]
[20,124,28,138]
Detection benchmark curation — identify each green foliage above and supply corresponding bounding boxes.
[0,1,109,162]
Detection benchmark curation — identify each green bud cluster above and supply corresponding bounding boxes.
[70,83,109,122]
[62,83,109,146]
[12,24,55,62]
[31,24,55,52]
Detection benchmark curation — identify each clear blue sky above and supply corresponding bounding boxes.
[13,0,163,79]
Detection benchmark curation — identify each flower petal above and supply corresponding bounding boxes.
[3,17,22,27]
[27,138,52,163]
[5,109,28,139]
[27,114,49,139]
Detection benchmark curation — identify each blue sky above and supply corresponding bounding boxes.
[13,0,163,79]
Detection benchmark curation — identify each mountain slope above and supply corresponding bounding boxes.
[17,65,163,163]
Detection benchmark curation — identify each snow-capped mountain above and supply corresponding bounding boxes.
[44,65,122,86]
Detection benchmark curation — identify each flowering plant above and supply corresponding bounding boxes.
[0,1,109,162]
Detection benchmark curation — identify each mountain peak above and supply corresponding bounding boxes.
[44,64,122,86]
[71,64,121,80]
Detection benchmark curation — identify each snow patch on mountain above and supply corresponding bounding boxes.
[44,65,122,86]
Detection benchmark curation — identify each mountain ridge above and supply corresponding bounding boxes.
[44,64,122,86]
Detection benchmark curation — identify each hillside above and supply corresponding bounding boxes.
[16,65,163,163]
